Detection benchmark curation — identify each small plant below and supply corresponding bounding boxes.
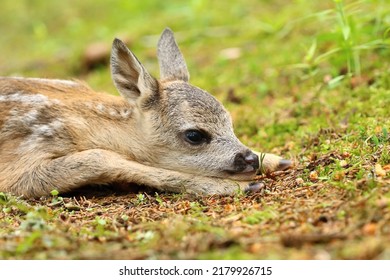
[120,214,129,222]
[154,192,165,206]
[333,0,360,76]
[258,152,267,175]
[292,0,388,83]
[364,127,389,147]
[50,189,59,196]
[1,192,11,214]
[19,208,50,231]
[0,192,8,204]
[136,193,145,205]
[243,208,277,225]
[48,189,63,207]
[95,217,107,227]
[135,230,155,243]
[93,217,109,237]
[0,193,33,215]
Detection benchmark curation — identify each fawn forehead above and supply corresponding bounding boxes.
[162,82,232,130]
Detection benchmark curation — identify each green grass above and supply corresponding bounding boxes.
[0,0,389,259]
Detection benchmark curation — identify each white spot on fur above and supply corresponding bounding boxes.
[96,104,105,112]
[0,92,48,104]
[11,77,78,86]
[108,108,117,117]
[87,103,132,120]
[2,108,39,131]
[34,124,52,136]
[33,120,63,137]
[21,110,39,126]
[19,119,64,152]
[0,92,61,106]
[119,109,131,119]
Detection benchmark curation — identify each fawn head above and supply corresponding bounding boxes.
[111,28,261,180]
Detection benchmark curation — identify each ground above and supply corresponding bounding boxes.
[0,0,389,259]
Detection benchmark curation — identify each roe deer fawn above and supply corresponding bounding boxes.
[0,28,291,198]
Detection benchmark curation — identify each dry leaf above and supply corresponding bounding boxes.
[309,171,319,182]
[375,164,386,177]
[362,223,377,235]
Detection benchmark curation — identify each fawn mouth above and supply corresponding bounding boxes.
[223,166,257,180]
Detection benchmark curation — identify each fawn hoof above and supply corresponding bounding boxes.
[277,159,292,171]
[254,152,293,174]
[245,181,265,193]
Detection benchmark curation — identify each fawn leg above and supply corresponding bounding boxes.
[13,149,252,198]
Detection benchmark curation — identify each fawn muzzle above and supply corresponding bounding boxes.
[226,150,259,176]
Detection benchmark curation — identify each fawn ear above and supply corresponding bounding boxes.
[157,27,189,82]
[111,38,158,104]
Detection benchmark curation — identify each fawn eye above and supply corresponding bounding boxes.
[184,129,208,145]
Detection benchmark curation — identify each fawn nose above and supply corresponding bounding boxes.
[234,150,259,172]
[244,151,259,170]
